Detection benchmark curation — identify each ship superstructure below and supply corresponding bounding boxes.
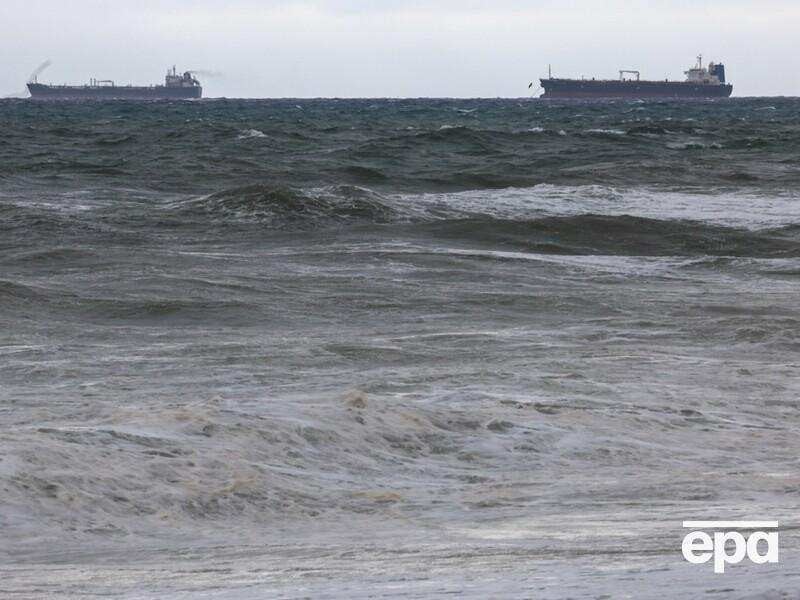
[27,66,202,100]
[540,56,733,99]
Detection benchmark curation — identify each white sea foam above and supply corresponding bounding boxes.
[586,128,626,135]
[237,129,267,139]
[393,184,800,229]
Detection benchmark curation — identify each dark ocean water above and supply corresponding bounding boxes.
[1,97,800,598]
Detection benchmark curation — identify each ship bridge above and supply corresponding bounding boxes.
[165,66,201,89]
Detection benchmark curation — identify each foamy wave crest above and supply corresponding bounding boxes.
[237,129,267,139]
[585,128,626,136]
[169,184,400,228]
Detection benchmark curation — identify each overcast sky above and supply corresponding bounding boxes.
[1,0,798,97]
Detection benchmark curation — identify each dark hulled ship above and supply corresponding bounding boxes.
[540,57,732,99]
[27,67,202,100]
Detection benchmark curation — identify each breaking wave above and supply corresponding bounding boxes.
[168,184,400,227]
[237,128,267,139]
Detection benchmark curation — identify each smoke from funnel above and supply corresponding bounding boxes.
[28,60,52,83]
[188,69,222,78]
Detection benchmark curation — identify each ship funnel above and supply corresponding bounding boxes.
[711,63,726,84]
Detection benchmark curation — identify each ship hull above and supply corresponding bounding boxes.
[540,78,732,99]
[27,83,202,100]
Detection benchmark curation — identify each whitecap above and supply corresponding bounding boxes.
[586,128,625,135]
[237,129,267,140]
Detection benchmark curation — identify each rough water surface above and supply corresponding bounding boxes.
[1,97,799,598]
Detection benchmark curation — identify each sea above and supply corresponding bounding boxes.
[1,97,799,599]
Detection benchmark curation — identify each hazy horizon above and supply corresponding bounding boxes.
[2,0,799,98]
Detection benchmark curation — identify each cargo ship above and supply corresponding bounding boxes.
[27,66,202,100]
[540,56,732,99]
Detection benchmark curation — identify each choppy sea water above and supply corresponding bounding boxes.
[1,97,799,599]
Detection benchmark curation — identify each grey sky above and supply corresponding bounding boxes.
[2,0,798,97]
